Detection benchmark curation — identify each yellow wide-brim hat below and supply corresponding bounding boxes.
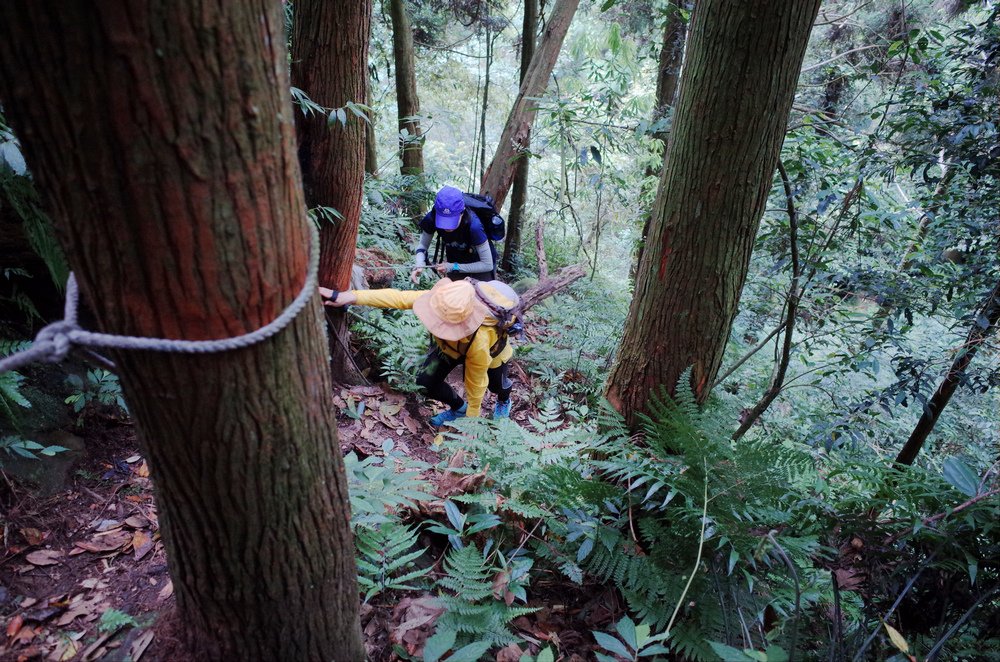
[412,279,488,341]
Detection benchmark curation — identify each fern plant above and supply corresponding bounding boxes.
[434,544,537,649]
[355,522,431,603]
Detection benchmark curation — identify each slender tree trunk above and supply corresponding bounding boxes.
[480,0,579,209]
[365,77,379,177]
[0,2,363,659]
[479,25,493,184]
[634,2,687,278]
[292,0,372,385]
[606,0,821,428]
[732,161,801,440]
[502,0,540,273]
[895,278,1000,466]
[390,0,424,177]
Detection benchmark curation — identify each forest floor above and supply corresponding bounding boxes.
[0,369,613,661]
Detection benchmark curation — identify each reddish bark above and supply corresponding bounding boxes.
[291,0,372,382]
[607,0,821,427]
[0,2,363,658]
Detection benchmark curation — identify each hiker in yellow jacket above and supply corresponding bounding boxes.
[319,278,517,426]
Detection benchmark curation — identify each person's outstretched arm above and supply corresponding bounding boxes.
[411,231,433,283]
[320,287,423,310]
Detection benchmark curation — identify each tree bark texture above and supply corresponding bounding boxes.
[606,0,821,427]
[292,0,372,385]
[502,0,540,273]
[390,0,424,177]
[0,3,364,659]
[480,0,579,210]
[895,278,1000,466]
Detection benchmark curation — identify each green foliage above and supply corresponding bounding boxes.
[343,440,433,528]
[592,616,670,661]
[434,544,538,649]
[97,608,139,634]
[64,369,127,420]
[1,112,68,290]
[356,522,431,603]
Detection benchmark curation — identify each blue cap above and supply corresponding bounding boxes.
[434,186,465,231]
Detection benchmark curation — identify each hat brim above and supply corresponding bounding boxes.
[412,288,488,341]
[435,210,462,231]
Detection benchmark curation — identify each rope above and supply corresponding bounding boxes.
[0,222,319,375]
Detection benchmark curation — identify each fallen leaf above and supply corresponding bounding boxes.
[884,622,910,654]
[124,515,149,529]
[350,386,383,397]
[56,637,81,661]
[19,597,38,609]
[158,581,173,602]
[389,596,445,657]
[55,596,103,626]
[80,579,108,590]
[380,403,402,417]
[136,461,150,478]
[10,624,39,645]
[132,530,155,560]
[124,454,142,463]
[402,413,419,435]
[20,528,46,546]
[94,519,123,533]
[129,630,155,661]
[6,614,24,638]
[25,549,64,566]
[492,570,510,601]
[495,644,524,662]
[76,530,131,554]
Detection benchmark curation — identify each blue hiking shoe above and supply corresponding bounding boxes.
[430,403,467,427]
[493,399,512,419]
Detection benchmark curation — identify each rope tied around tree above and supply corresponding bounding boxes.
[0,223,320,375]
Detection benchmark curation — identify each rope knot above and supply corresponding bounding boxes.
[33,321,82,363]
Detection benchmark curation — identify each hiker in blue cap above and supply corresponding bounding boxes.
[411,185,497,284]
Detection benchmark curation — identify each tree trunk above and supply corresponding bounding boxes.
[292,0,372,385]
[390,0,424,177]
[634,2,687,279]
[606,0,821,427]
[0,2,364,659]
[895,278,1000,466]
[365,76,379,178]
[480,0,579,210]
[502,0,540,273]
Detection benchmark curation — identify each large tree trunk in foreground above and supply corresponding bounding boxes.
[502,0,540,273]
[0,2,363,659]
[292,0,372,384]
[480,0,579,210]
[607,0,821,427]
[390,0,424,177]
[895,278,1000,466]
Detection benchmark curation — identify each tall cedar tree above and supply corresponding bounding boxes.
[391,0,424,177]
[501,0,540,272]
[607,0,822,427]
[480,0,580,209]
[0,2,364,658]
[291,0,372,382]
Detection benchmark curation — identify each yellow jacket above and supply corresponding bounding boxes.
[353,288,515,417]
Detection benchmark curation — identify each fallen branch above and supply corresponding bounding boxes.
[519,263,585,312]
